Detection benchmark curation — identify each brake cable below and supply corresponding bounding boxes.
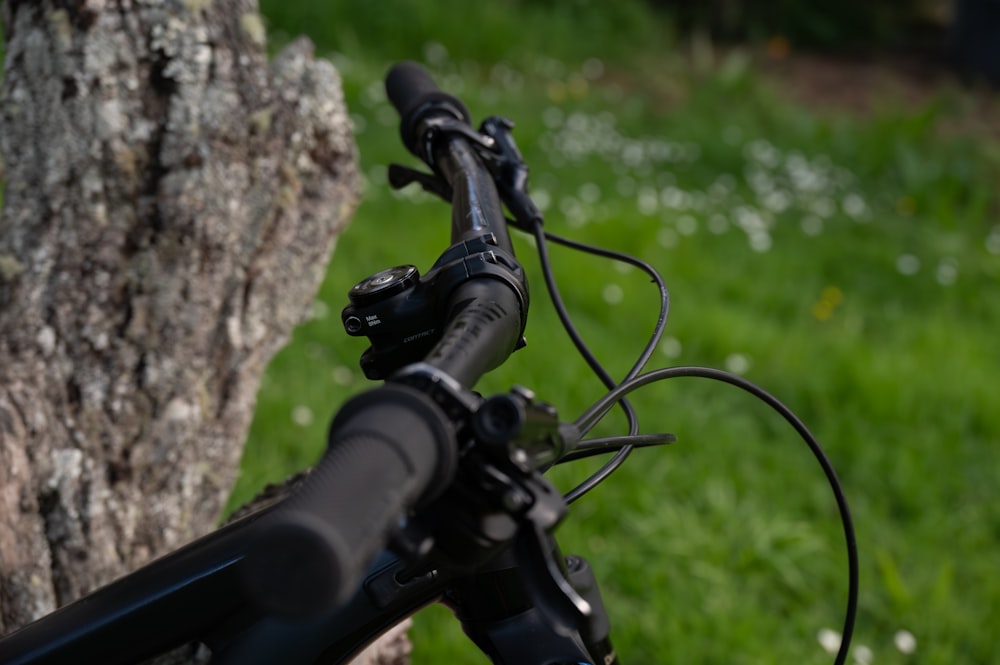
[574,365,859,665]
[527,223,858,665]
[528,220,670,503]
[392,103,856,665]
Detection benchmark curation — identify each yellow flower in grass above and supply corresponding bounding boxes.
[812,286,843,322]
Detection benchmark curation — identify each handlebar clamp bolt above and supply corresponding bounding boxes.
[344,315,363,334]
[502,487,531,512]
[510,385,536,402]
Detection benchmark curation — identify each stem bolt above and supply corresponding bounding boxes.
[344,315,363,334]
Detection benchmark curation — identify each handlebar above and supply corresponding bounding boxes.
[243,62,528,617]
[243,384,457,617]
[386,61,471,160]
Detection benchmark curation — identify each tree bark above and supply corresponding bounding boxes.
[0,2,404,662]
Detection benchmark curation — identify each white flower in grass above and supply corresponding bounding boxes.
[894,629,917,655]
[896,254,920,276]
[660,186,686,210]
[531,188,551,212]
[657,228,678,249]
[853,644,873,665]
[559,196,587,227]
[733,206,766,233]
[746,139,781,168]
[332,365,354,387]
[749,231,772,253]
[310,300,330,321]
[676,215,698,236]
[637,188,659,215]
[659,336,682,359]
[622,142,645,168]
[986,227,1000,255]
[708,214,729,235]
[578,182,602,204]
[843,193,868,220]
[422,41,448,66]
[801,215,823,237]
[724,353,751,375]
[936,259,958,286]
[811,197,837,218]
[817,628,841,654]
[602,283,624,305]
[581,57,605,80]
[762,189,791,213]
[291,405,314,427]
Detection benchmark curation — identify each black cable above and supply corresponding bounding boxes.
[529,221,637,501]
[528,220,670,503]
[574,366,858,665]
[555,432,676,464]
[543,229,670,377]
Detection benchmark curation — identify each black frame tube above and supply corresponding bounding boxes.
[0,515,257,665]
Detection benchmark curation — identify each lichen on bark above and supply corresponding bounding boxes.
[0,0,364,655]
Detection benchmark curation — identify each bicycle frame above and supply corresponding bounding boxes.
[0,59,858,665]
[0,502,610,665]
[0,63,616,665]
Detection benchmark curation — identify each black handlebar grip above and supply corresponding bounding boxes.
[242,384,456,619]
[385,61,471,157]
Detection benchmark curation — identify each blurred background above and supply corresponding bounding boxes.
[235,1,999,663]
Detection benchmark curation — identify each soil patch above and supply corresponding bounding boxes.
[754,47,1000,143]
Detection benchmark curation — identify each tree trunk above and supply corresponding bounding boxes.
[0,1,407,662]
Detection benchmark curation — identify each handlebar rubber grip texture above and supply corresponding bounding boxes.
[242,384,457,619]
[385,61,471,156]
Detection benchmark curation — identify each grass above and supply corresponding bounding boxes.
[234,2,1000,663]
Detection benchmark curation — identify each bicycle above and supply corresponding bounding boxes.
[0,61,858,665]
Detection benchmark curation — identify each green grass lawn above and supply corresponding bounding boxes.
[236,2,1000,663]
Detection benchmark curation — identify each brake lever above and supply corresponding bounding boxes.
[390,112,543,234]
[511,482,593,636]
[477,116,544,231]
[478,457,617,655]
[473,392,599,638]
[388,163,453,201]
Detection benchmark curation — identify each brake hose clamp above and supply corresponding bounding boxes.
[391,362,483,425]
[342,233,529,379]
